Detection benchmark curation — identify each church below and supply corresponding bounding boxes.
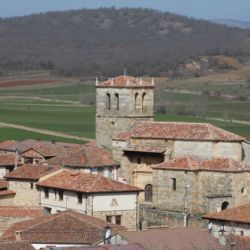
[95,75,250,222]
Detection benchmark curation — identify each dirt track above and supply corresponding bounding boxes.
[0,121,93,142]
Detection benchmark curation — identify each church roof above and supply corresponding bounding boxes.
[97,75,153,88]
[130,121,245,142]
[152,157,250,172]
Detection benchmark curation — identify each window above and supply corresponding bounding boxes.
[115,215,121,225]
[142,92,146,110]
[59,190,64,201]
[171,178,176,191]
[77,193,82,204]
[106,216,112,223]
[137,158,141,164]
[115,93,119,110]
[106,93,111,110]
[145,184,153,202]
[44,188,49,198]
[30,183,34,189]
[135,92,139,110]
[221,201,229,210]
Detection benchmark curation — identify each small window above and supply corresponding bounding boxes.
[137,158,141,164]
[30,183,34,189]
[115,215,121,225]
[44,188,49,198]
[135,92,139,110]
[115,93,119,110]
[142,92,146,110]
[77,193,82,204]
[106,216,112,223]
[59,190,63,201]
[171,178,176,191]
[221,201,229,210]
[145,184,153,202]
[106,93,111,110]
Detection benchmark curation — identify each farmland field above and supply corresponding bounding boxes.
[0,70,249,141]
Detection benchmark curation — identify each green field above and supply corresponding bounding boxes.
[0,71,249,141]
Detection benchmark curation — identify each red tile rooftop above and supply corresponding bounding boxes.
[37,170,142,193]
[97,75,153,88]
[119,227,222,250]
[0,241,35,250]
[4,164,61,181]
[0,153,15,166]
[113,131,131,141]
[0,206,45,218]
[1,210,125,244]
[0,190,16,196]
[152,157,250,172]
[0,179,8,189]
[203,204,250,224]
[48,141,118,168]
[130,121,245,141]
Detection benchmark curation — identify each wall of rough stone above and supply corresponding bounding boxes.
[93,209,137,230]
[243,142,250,163]
[96,86,154,148]
[8,180,40,206]
[0,195,14,206]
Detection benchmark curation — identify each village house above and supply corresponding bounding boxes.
[0,210,125,249]
[203,204,250,237]
[0,206,46,236]
[0,139,80,164]
[152,157,250,215]
[0,153,16,178]
[48,141,119,180]
[0,241,35,250]
[36,170,142,230]
[4,164,62,206]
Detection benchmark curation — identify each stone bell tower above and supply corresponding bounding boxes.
[96,75,154,148]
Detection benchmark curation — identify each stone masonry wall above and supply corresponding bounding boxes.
[93,209,137,230]
[8,180,40,206]
[96,87,154,148]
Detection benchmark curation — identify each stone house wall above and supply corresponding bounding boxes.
[96,86,154,148]
[0,194,14,206]
[243,142,250,163]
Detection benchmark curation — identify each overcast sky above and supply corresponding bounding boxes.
[1,0,250,21]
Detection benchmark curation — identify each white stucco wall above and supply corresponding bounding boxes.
[213,142,242,160]
[0,167,8,178]
[93,193,137,212]
[40,189,87,214]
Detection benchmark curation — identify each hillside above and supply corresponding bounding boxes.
[0,8,250,77]
[211,19,250,29]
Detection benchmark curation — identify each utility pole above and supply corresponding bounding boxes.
[183,184,190,227]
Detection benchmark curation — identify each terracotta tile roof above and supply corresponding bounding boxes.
[1,210,125,244]
[48,142,119,168]
[0,153,15,166]
[225,236,250,250]
[119,227,222,250]
[5,164,61,181]
[124,145,166,154]
[97,75,153,88]
[0,241,35,250]
[203,204,250,224]
[130,121,245,141]
[0,179,8,189]
[113,131,131,141]
[37,170,141,193]
[0,190,16,196]
[0,206,45,218]
[0,140,16,151]
[56,243,146,250]
[152,157,250,172]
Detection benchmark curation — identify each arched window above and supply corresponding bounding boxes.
[145,184,152,202]
[221,201,229,210]
[142,92,146,110]
[115,93,119,110]
[135,92,139,110]
[106,93,111,110]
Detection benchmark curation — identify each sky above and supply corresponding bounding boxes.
[0,0,250,22]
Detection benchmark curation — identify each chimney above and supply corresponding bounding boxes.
[111,78,114,86]
[15,231,22,241]
[126,79,129,86]
[95,77,99,86]
[139,77,142,85]
[151,77,154,86]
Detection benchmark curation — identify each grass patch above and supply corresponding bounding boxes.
[0,127,86,144]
